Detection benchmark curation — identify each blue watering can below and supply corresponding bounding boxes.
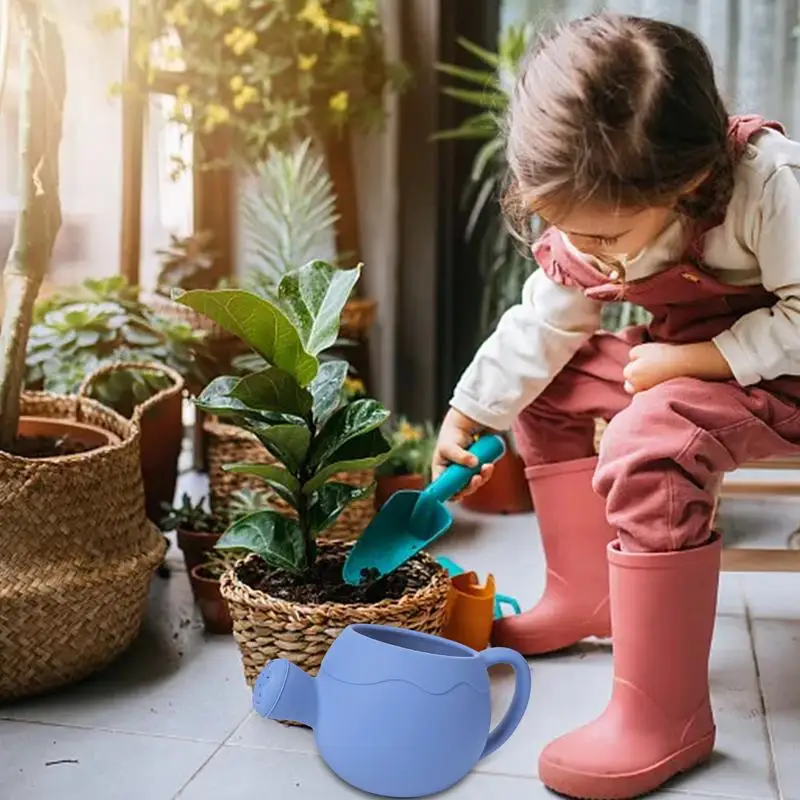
[343,435,506,585]
[253,623,531,798]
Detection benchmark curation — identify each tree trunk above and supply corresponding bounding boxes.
[0,2,65,449]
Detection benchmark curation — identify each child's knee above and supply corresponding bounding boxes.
[593,380,716,553]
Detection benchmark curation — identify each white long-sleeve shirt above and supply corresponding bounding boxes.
[452,127,800,431]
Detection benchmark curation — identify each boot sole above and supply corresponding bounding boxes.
[539,730,715,799]
[493,624,611,657]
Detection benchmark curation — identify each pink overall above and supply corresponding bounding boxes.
[514,115,800,553]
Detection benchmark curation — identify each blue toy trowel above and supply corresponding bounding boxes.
[342,435,506,586]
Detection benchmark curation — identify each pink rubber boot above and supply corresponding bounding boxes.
[491,457,616,655]
[539,534,722,800]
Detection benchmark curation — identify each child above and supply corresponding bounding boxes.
[433,12,800,800]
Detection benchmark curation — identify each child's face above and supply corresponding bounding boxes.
[548,204,676,263]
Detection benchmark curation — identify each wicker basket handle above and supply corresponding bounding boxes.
[78,361,185,424]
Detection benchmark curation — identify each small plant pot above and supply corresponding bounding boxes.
[441,571,496,652]
[375,473,426,509]
[177,528,222,572]
[189,565,233,635]
[460,445,532,515]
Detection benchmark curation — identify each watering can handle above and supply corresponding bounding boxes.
[423,435,506,505]
[478,647,532,760]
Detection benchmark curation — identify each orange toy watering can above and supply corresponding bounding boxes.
[442,571,497,652]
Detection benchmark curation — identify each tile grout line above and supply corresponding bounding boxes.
[170,741,228,800]
[743,578,784,800]
[0,716,231,746]
[169,709,254,799]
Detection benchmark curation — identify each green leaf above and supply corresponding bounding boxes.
[457,36,501,68]
[223,462,301,507]
[196,375,303,426]
[309,399,390,470]
[242,422,311,474]
[177,288,318,386]
[231,366,312,419]
[434,62,495,87]
[309,482,373,535]
[216,511,306,573]
[304,428,392,493]
[309,360,348,423]
[276,261,360,356]
[442,87,506,111]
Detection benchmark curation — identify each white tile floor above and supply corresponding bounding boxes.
[2,470,800,800]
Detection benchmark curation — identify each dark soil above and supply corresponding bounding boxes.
[237,548,435,605]
[7,435,95,459]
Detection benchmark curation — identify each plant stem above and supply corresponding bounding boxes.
[0,2,65,449]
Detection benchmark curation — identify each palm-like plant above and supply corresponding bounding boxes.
[242,138,340,299]
[435,25,542,339]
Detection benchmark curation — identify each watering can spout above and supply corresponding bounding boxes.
[252,659,318,729]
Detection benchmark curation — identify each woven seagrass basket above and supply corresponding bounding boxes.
[204,416,375,541]
[78,361,185,524]
[0,392,166,702]
[221,541,450,687]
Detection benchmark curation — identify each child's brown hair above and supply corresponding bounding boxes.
[504,13,731,235]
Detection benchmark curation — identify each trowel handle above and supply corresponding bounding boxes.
[424,434,506,504]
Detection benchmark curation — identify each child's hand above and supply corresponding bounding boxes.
[432,408,495,499]
[623,342,733,393]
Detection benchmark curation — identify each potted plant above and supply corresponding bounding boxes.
[177,259,450,684]
[161,493,228,572]
[24,276,212,521]
[0,3,163,702]
[162,488,271,573]
[189,550,240,635]
[374,418,436,509]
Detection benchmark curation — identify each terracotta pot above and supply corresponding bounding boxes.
[375,473,426,509]
[177,528,222,572]
[138,385,184,522]
[189,565,233,635]
[460,445,532,515]
[17,416,120,452]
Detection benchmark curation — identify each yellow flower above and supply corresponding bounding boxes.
[344,377,365,396]
[224,27,258,56]
[210,0,241,13]
[164,1,189,27]
[233,86,258,111]
[297,0,330,33]
[176,83,190,101]
[331,20,362,39]
[203,103,231,132]
[329,90,349,113]
[297,53,318,71]
[397,421,423,442]
[229,75,245,92]
[107,81,123,99]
